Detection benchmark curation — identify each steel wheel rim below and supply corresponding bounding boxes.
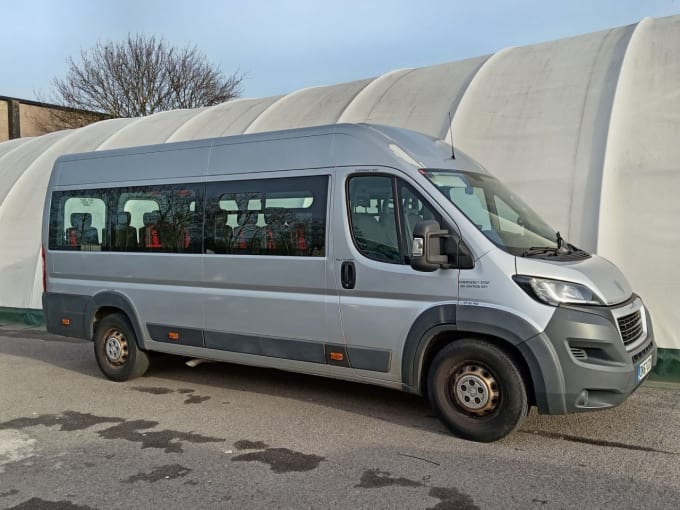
[449,363,500,416]
[103,328,129,366]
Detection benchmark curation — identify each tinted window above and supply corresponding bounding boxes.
[398,181,442,255]
[347,176,401,263]
[205,176,327,256]
[115,184,203,253]
[347,175,443,264]
[48,184,204,253]
[49,190,114,251]
[48,178,325,256]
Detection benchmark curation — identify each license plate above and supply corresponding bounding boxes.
[637,355,653,382]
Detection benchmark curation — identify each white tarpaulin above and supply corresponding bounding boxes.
[0,15,678,353]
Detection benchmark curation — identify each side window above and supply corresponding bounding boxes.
[49,190,111,251]
[347,175,445,264]
[48,185,202,254]
[347,176,401,263]
[204,175,328,257]
[115,184,204,253]
[398,181,442,255]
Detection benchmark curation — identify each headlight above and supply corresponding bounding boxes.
[513,275,602,306]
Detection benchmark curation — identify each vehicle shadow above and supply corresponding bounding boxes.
[2,328,675,451]
[147,354,450,435]
[0,329,447,435]
[146,356,680,454]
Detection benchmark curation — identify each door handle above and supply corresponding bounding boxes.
[341,261,356,289]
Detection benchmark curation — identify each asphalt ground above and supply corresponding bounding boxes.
[1,326,679,510]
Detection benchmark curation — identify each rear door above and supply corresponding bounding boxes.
[333,168,460,383]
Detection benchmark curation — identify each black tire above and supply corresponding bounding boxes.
[94,313,150,381]
[427,339,528,442]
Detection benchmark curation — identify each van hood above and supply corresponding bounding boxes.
[515,254,632,306]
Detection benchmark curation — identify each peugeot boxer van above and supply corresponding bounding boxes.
[42,123,656,442]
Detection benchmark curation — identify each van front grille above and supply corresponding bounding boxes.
[632,340,654,364]
[617,310,644,347]
[570,347,587,360]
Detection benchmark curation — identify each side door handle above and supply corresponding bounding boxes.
[341,261,356,289]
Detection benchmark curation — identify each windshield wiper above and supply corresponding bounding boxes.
[522,232,575,257]
[555,232,572,254]
[522,246,560,257]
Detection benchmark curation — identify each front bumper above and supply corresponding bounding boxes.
[522,294,656,415]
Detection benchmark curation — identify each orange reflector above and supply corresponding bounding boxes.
[61,318,70,326]
[329,352,344,361]
[168,332,180,341]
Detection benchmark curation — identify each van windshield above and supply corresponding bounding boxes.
[421,169,565,256]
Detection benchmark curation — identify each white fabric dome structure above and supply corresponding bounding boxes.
[1,15,679,374]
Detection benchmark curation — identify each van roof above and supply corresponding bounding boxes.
[51,123,486,187]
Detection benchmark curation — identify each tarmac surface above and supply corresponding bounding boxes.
[1,326,679,509]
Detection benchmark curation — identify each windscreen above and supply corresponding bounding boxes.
[421,169,559,256]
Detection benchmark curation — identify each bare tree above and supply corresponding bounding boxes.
[50,34,243,119]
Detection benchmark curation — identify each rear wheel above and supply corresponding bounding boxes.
[427,339,528,442]
[94,313,149,381]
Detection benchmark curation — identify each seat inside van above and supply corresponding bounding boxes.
[233,211,263,252]
[66,212,99,247]
[110,212,138,250]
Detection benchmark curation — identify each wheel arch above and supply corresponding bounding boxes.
[402,304,553,411]
[417,330,536,408]
[89,291,148,349]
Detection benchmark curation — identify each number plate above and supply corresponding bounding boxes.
[637,355,653,382]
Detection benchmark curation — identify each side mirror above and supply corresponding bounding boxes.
[410,220,449,272]
[457,240,475,269]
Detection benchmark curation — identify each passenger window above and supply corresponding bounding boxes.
[116,184,204,253]
[49,192,110,251]
[347,176,401,263]
[347,175,444,264]
[204,176,327,257]
[398,182,442,255]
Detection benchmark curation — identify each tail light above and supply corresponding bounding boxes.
[41,245,47,292]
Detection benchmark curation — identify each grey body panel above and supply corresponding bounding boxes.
[42,292,92,340]
[516,254,632,306]
[401,302,553,400]
[331,166,460,384]
[202,254,338,349]
[401,305,457,391]
[54,145,212,187]
[204,330,326,364]
[400,294,655,415]
[48,252,206,344]
[533,295,656,414]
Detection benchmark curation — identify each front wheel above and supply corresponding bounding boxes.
[94,313,150,381]
[428,339,528,442]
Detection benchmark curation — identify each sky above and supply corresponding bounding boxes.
[1,0,679,102]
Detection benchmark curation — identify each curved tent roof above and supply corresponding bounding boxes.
[1,15,679,352]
